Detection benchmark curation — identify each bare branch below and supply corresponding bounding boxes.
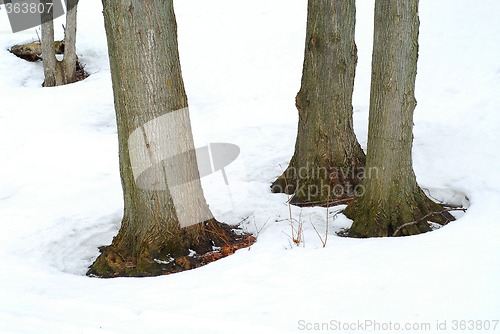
[393,207,467,237]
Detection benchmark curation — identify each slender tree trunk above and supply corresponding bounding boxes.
[271,0,365,206]
[40,0,62,87]
[63,0,78,84]
[88,0,243,277]
[40,0,78,86]
[344,0,453,237]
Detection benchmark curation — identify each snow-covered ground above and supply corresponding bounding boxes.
[1,1,499,333]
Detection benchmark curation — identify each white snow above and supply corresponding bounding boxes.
[1,0,499,333]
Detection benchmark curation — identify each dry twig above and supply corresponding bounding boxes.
[392,207,467,237]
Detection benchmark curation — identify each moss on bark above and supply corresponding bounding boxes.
[342,1,456,238]
[344,188,454,237]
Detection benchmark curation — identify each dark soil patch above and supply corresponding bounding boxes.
[75,60,90,82]
[87,220,256,278]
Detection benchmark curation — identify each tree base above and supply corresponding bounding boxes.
[271,165,363,207]
[9,41,90,85]
[87,220,255,278]
[344,190,455,238]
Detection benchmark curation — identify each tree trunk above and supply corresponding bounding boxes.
[271,0,365,206]
[344,0,453,237]
[40,0,78,86]
[40,0,63,87]
[63,0,78,84]
[88,0,246,277]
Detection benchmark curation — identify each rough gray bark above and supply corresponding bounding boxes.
[88,0,239,277]
[40,0,78,86]
[271,0,365,206]
[63,0,78,84]
[344,0,453,237]
[40,0,61,86]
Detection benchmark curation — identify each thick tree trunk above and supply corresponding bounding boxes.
[88,0,246,277]
[271,0,365,206]
[344,0,453,237]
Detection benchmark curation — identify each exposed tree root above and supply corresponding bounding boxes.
[10,40,65,62]
[392,207,465,236]
[271,163,364,207]
[87,220,255,278]
[344,191,458,238]
[9,40,89,82]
